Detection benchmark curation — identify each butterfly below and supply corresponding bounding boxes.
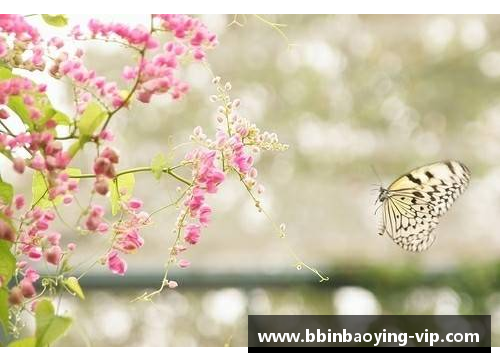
[375,160,471,252]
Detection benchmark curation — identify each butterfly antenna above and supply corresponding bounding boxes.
[370,164,383,187]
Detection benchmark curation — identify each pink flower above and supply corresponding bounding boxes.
[100,147,119,163]
[184,223,201,244]
[27,247,42,261]
[99,129,114,142]
[178,259,191,268]
[117,229,144,252]
[199,205,211,226]
[167,280,178,289]
[44,245,62,265]
[107,251,127,276]
[20,278,36,298]
[186,187,204,214]
[30,153,45,171]
[93,157,113,176]
[67,243,77,251]
[0,15,40,43]
[25,267,40,282]
[48,36,64,49]
[14,195,25,210]
[94,176,109,195]
[122,66,137,80]
[128,198,143,210]
[47,232,61,245]
[97,222,109,234]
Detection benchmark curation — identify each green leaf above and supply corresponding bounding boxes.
[52,111,71,126]
[0,288,9,336]
[31,171,48,208]
[0,65,12,80]
[8,337,37,347]
[41,14,69,27]
[31,168,81,209]
[64,277,85,300]
[7,91,71,130]
[35,299,72,347]
[110,173,135,216]
[7,96,32,125]
[0,177,13,205]
[69,102,107,158]
[0,241,15,287]
[151,152,168,180]
[78,102,107,137]
[1,64,71,133]
[0,241,14,335]
[68,136,90,158]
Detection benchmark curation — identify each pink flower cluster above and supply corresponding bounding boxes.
[153,14,218,60]
[7,200,76,294]
[4,203,75,306]
[66,15,218,104]
[180,148,224,249]
[7,262,39,305]
[228,134,254,174]
[84,204,109,233]
[48,49,124,112]
[0,77,36,108]
[105,198,150,275]
[126,43,190,102]
[0,15,42,68]
[28,135,71,172]
[1,129,77,204]
[92,146,119,195]
[0,14,39,43]
[75,19,159,50]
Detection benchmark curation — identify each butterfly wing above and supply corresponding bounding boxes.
[381,160,471,252]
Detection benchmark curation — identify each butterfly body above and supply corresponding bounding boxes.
[376,160,471,252]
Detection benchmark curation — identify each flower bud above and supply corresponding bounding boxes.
[44,245,62,265]
[20,279,36,298]
[101,147,119,164]
[94,177,109,195]
[93,157,112,175]
[178,259,191,268]
[167,280,178,289]
[0,108,9,119]
[0,219,15,242]
[8,286,24,305]
[13,157,26,174]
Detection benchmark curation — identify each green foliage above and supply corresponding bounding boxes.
[0,240,15,336]
[0,241,15,289]
[110,174,135,215]
[0,65,12,80]
[7,96,70,130]
[34,299,72,347]
[151,152,168,180]
[69,102,108,157]
[0,63,70,131]
[8,337,36,347]
[0,177,13,205]
[0,288,9,336]
[41,14,69,27]
[78,102,107,136]
[64,277,85,300]
[31,168,81,209]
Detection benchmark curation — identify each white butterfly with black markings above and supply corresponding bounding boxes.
[375,160,471,252]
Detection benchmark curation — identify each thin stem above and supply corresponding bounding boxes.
[69,165,191,186]
[0,119,33,155]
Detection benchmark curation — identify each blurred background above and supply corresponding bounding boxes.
[3,14,500,346]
